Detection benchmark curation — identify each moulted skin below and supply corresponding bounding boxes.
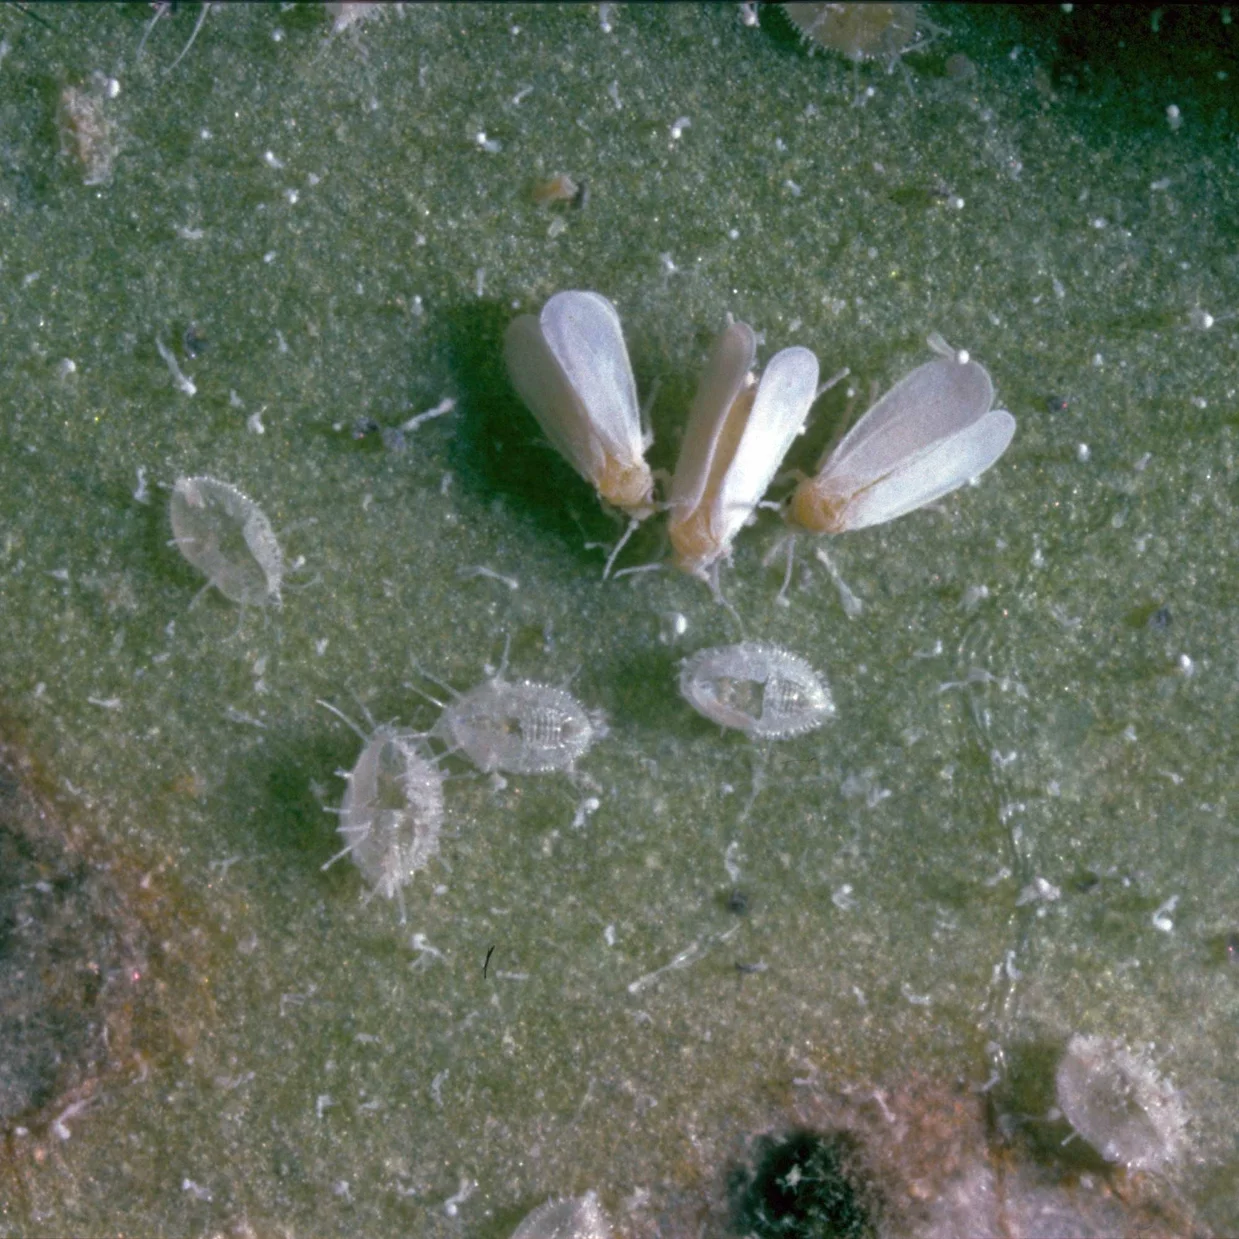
[169,475,284,607]
[337,728,444,901]
[510,1190,612,1239]
[435,678,605,774]
[679,642,834,740]
[1054,1034,1188,1173]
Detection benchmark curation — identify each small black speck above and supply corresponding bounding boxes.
[351,416,381,440]
[727,889,750,916]
[1073,870,1101,893]
[572,178,589,210]
[1046,395,1069,413]
[1148,606,1172,631]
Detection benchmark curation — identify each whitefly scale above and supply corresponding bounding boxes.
[679,642,834,739]
[169,474,284,607]
[434,675,606,775]
[510,1191,611,1239]
[320,702,445,920]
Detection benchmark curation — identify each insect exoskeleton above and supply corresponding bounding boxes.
[319,702,445,919]
[504,290,655,574]
[668,320,821,587]
[511,1192,611,1239]
[679,642,834,739]
[785,334,1016,535]
[433,674,606,776]
[1055,1034,1188,1172]
[170,475,284,607]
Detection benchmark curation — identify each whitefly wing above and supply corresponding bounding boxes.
[821,355,995,487]
[540,290,644,463]
[668,320,757,518]
[835,408,1016,531]
[713,345,819,540]
[504,312,607,485]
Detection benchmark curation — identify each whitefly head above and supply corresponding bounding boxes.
[787,336,1015,535]
[679,641,834,740]
[170,475,284,607]
[504,290,655,520]
[435,675,606,775]
[510,1191,612,1239]
[1055,1034,1188,1173]
[669,320,819,583]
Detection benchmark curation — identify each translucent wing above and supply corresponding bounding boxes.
[539,290,643,464]
[829,408,1016,531]
[504,312,606,483]
[824,356,995,479]
[669,320,756,517]
[712,345,819,539]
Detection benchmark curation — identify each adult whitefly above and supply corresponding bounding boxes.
[679,641,834,739]
[1055,1034,1188,1172]
[505,290,655,521]
[320,702,445,921]
[170,475,284,607]
[668,319,824,588]
[511,1191,612,1239]
[434,676,606,775]
[787,336,1015,535]
[505,290,655,575]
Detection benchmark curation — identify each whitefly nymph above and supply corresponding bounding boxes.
[669,319,828,589]
[679,642,834,739]
[433,674,606,775]
[510,1191,612,1239]
[170,475,284,607]
[319,702,445,921]
[1055,1034,1188,1173]
[787,334,1016,535]
[505,290,655,575]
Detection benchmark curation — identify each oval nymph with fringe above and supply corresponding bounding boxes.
[679,642,834,739]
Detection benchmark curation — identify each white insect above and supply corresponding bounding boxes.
[1055,1034,1188,1172]
[679,642,834,739]
[668,320,824,592]
[319,702,445,923]
[510,1191,612,1239]
[169,475,284,608]
[504,290,655,575]
[786,334,1016,535]
[429,658,606,776]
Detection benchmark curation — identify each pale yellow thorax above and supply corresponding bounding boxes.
[596,454,655,518]
[787,478,850,534]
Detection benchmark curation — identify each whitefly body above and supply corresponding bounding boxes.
[669,320,820,582]
[170,474,284,606]
[504,290,655,520]
[679,642,834,739]
[787,336,1015,535]
[1055,1034,1188,1172]
[435,677,605,775]
[511,1191,611,1239]
[320,702,446,917]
